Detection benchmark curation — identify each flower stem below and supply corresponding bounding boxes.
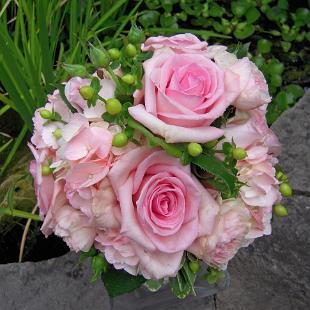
[0,207,41,221]
[127,117,182,158]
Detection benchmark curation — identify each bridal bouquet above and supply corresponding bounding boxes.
[29,28,292,298]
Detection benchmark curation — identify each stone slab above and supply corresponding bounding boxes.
[271,90,310,193]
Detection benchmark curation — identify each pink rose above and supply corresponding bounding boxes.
[41,179,96,252]
[224,108,281,157]
[95,229,191,280]
[238,160,280,209]
[189,198,251,270]
[95,231,140,276]
[28,144,54,217]
[108,147,218,278]
[230,58,271,110]
[207,48,270,110]
[142,34,208,53]
[129,47,240,143]
[246,206,272,239]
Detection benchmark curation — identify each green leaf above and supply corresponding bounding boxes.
[102,267,146,297]
[181,260,196,295]
[145,279,164,292]
[192,155,236,196]
[169,272,191,299]
[234,23,255,40]
[246,7,260,24]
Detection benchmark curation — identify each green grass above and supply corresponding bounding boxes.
[0,0,139,176]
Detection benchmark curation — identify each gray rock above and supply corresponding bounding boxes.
[271,90,310,193]
[0,252,216,310]
[0,253,110,310]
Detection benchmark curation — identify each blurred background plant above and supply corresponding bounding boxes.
[0,0,309,262]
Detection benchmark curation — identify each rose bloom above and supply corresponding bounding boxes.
[108,147,219,278]
[129,35,270,143]
[189,198,252,270]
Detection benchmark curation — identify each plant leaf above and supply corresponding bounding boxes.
[192,154,236,196]
[102,267,146,298]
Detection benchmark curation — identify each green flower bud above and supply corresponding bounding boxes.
[187,142,203,157]
[274,203,288,217]
[106,98,122,115]
[79,86,95,100]
[89,46,110,68]
[189,261,200,273]
[108,48,121,61]
[63,64,88,78]
[232,147,247,160]
[53,128,62,139]
[128,24,145,44]
[40,109,53,119]
[112,132,128,147]
[280,182,292,197]
[41,165,52,176]
[125,43,137,58]
[121,74,135,85]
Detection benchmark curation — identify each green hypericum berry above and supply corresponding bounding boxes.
[79,86,95,100]
[106,98,122,115]
[53,128,62,139]
[187,142,203,157]
[189,261,200,273]
[274,203,288,217]
[41,165,51,176]
[40,109,53,119]
[125,44,137,58]
[280,182,292,197]
[232,147,247,160]
[121,74,135,85]
[63,64,88,77]
[108,48,121,61]
[128,24,145,44]
[89,46,110,68]
[112,132,128,147]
